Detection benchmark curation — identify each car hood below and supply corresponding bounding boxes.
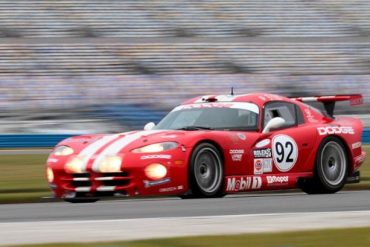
[58,129,259,159]
[59,129,189,156]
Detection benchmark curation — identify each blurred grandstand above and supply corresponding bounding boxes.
[0,0,369,133]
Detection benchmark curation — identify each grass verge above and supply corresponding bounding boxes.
[0,146,369,203]
[0,154,50,203]
[14,227,370,247]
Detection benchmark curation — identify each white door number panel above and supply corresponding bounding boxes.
[272,134,298,172]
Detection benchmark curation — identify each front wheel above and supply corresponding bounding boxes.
[185,143,224,198]
[301,137,348,194]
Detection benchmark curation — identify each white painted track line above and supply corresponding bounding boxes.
[1,210,370,246]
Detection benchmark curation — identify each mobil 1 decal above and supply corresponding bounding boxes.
[272,134,298,172]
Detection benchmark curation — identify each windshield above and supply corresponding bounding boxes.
[155,102,259,131]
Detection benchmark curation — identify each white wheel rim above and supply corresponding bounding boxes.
[194,147,222,194]
[320,141,346,186]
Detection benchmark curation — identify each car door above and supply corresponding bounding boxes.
[252,101,317,175]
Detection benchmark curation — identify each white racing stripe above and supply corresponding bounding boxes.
[230,102,259,113]
[92,130,164,172]
[215,94,238,102]
[78,134,120,172]
[0,210,370,245]
[300,97,318,102]
[173,102,259,113]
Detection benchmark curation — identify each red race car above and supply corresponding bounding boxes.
[46,93,366,202]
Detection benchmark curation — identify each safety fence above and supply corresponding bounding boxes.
[362,129,370,145]
[0,134,74,148]
[0,130,370,148]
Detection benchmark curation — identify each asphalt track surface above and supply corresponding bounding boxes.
[1,190,370,223]
[1,190,370,245]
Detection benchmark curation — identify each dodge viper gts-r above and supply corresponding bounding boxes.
[46,93,366,202]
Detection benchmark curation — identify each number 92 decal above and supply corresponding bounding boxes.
[272,134,298,172]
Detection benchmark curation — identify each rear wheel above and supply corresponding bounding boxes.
[300,137,348,194]
[183,143,224,198]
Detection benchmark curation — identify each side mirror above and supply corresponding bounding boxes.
[144,122,156,131]
[262,117,286,134]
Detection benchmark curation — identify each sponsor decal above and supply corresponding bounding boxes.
[304,108,318,123]
[226,176,262,192]
[253,148,272,158]
[254,159,263,175]
[354,155,366,164]
[267,176,289,185]
[229,149,244,161]
[255,139,270,148]
[143,177,171,188]
[174,103,233,111]
[47,158,59,163]
[173,102,259,114]
[159,185,184,193]
[352,142,362,150]
[237,133,246,140]
[141,154,172,160]
[317,126,354,136]
[262,94,274,100]
[258,96,267,101]
[263,158,273,172]
[254,158,273,173]
[272,135,298,172]
[351,97,363,105]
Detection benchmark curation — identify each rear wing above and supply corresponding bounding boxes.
[292,94,363,117]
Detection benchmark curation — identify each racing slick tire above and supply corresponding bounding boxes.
[300,137,348,194]
[184,143,225,198]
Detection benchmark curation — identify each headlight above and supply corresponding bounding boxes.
[132,142,178,153]
[145,163,167,180]
[46,167,54,183]
[53,146,74,156]
[97,156,122,173]
[65,156,84,174]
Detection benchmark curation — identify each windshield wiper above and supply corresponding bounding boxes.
[177,126,214,131]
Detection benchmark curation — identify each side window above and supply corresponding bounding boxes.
[296,105,305,125]
[263,102,297,129]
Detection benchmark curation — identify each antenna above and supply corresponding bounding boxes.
[230,87,234,96]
